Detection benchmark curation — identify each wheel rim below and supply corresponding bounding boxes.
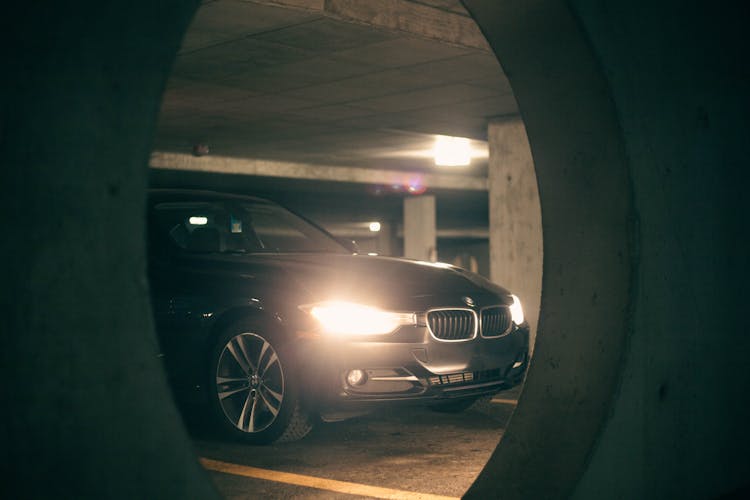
[215,332,285,433]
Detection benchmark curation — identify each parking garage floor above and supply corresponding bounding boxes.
[188,387,520,499]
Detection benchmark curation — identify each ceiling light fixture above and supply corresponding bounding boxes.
[369,222,381,232]
[434,135,472,167]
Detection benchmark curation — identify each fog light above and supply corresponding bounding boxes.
[346,369,367,386]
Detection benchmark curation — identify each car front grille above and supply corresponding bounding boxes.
[428,368,504,386]
[480,306,512,338]
[428,371,474,385]
[426,304,514,341]
[427,309,476,341]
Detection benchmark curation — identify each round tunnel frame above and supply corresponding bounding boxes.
[2,1,634,498]
[462,2,633,498]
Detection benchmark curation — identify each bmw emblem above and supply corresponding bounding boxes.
[462,296,475,307]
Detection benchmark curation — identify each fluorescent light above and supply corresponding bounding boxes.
[434,135,472,166]
[188,216,208,225]
[369,222,381,232]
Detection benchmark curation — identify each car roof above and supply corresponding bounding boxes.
[147,188,274,205]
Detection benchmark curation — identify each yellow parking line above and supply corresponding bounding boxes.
[200,457,459,500]
[490,398,518,405]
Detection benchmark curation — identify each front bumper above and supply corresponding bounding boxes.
[298,322,529,416]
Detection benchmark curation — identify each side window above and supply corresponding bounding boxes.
[250,206,310,252]
[149,198,346,254]
[153,202,260,254]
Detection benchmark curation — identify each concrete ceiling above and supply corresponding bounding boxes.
[153,0,518,175]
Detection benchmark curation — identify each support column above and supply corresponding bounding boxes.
[376,221,395,257]
[403,195,436,261]
[488,118,543,354]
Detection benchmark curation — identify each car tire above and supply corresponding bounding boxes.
[208,319,313,444]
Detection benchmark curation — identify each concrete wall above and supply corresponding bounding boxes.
[569,2,748,498]
[465,0,749,499]
[0,1,216,498]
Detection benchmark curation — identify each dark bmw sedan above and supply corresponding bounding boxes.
[148,189,529,443]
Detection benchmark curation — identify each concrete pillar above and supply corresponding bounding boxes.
[403,196,437,261]
[488,118,543,354]
[376,221,395,256]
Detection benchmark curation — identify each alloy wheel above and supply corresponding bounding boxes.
[215,332,285,433]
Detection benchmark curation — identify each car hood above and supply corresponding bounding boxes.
[186,253,512,311]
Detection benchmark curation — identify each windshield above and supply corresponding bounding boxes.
[153,200,349,255]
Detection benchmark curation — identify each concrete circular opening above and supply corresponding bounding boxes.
[9,0,746,499]
[3,0,629,497]
[462,2,632,497]
[149,2,629,497]
[152,2,547,496]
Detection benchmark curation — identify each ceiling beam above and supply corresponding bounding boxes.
[246,0,490,50]
[325,0,490,51]
[150,152,488,191]
[247,0,326,11]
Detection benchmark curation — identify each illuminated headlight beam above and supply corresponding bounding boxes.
[510,294,525,325]
[302,301,415,336]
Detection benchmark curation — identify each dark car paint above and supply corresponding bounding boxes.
[147,190,529,417]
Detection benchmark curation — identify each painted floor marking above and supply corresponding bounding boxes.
[490,398,518,405]
[200,457,459,500]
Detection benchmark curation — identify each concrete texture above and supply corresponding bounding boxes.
[375,221,396,257]
[191,395,518,499]
[150,152,488,191]
[155,0,513,170]
[466,0,634,494]
[324,0,490,50]
[464,0,749,499]
[568,2,749,498]
[488,119,543,354]
[404,195,437,261]
[0,1,216,498]
[2,0,747,499]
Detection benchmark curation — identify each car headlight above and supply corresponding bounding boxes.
[301,301,416,336]
[510,294,525,325]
